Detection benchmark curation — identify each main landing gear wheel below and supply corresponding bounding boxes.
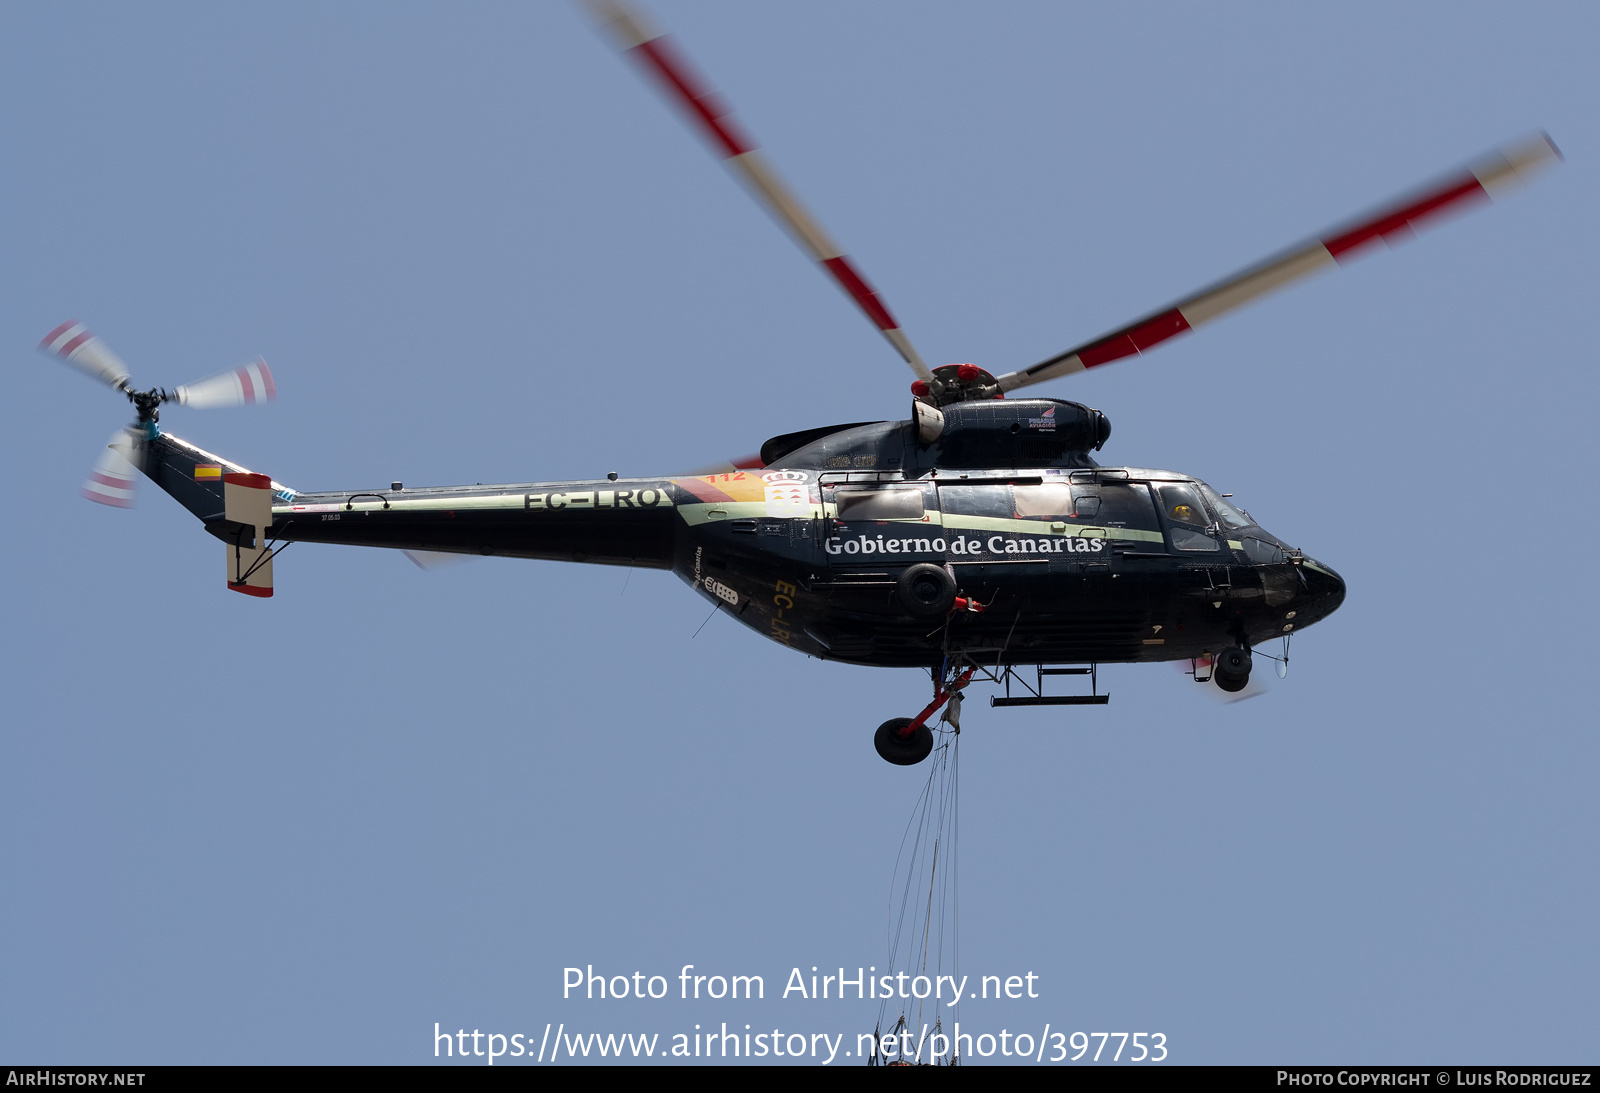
[896,563,957,617]
[875,717,934,766]
[1214,647,1253,693]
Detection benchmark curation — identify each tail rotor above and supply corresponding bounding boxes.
[39,319,276,508]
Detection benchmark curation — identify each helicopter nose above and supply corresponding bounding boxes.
[1300,558,1346,618]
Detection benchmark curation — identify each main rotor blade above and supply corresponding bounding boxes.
[39,321,133,390]
[175,358,276,409]
[585,0,934,382]
[82,427,140,508]
[994,133,1562,393]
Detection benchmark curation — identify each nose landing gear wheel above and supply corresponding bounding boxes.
[875,717,934,766]
[1214,647,1252,693]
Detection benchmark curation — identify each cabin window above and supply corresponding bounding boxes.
[1074,484,1158,536]
[1012,483,1074,518]
[834,486,924,521]
[1012,483,1104,521]
[936,484,1013,519]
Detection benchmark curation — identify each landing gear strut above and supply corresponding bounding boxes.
[874,665,974,765]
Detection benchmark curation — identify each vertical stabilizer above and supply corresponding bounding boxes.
[223,472,274,597]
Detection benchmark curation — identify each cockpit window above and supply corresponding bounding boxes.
[1157,483,1222,552]
[1197,482,1253,529]
[1157,484,1209,528]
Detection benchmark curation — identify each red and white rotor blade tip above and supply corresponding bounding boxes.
[996,132,1563,393]
[584,0,933,382]
[175,358,276,409]
[82,427,140,508]
[39,321,133,390]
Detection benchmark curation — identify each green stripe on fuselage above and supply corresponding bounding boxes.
[939,512,1165,544]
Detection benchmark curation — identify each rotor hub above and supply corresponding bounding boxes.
[128,387,175,424]
[913,363,1001,407]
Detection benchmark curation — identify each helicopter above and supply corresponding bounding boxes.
[38,0,1559,766]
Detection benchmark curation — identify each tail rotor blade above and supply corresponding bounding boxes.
[82,427,140,508]
[39,321,133,391]
[175,358,276,409]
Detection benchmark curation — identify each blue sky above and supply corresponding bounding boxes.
[2,2,1596,1065]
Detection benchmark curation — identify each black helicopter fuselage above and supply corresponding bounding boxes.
[143,396,1344,668]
